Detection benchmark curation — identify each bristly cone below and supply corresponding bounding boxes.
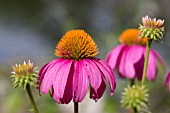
[55,29,98,60]
[121,85,149,112]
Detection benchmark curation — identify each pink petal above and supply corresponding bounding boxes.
[51,86,61,103]
[105,44,126,69]
[152,49,166,72]
[73,60,89,102]
[134,56,145,80]
[126,45,143,63]
[146,49,157,80]
[84,59,102,91]
[93,58,116,96]
[53,94,61,103]
[90,76,106,101]
[37,63,49,95]
[53,59,73,99]
[38,63,48,80]
[73,61,79,101]
[118,46,133,78]
[124,45,143,78]
[59,63,74,104]
[142,17,146,27]
[42,58,65,94]
[95,77,106,99]
[164,72,170,89]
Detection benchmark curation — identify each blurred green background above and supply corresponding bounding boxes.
[0,0,170,113]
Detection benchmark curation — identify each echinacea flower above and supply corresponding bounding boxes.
[139,15,165,42]
[11,60,38,89]
[38,29,116,104]
[106,29,165,81]
[164,72,170,91]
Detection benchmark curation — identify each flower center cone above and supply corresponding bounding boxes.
[55,30,99,60]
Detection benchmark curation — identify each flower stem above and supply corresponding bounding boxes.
[74,102,79,113]
[133,107,138,113]
[130,79,138,113]
[141,39,152,85]
[26,85,39,113]
[130,79,135,86]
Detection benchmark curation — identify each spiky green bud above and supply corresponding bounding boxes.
[11,60,38,89]
[121,85,149,112]
[139,15,165,42]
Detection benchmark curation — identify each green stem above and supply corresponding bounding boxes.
[130,79,135,87]
[133,107,138,113]
[74,102,79,113]
[130,79,138,113]
[141,39,152,85]
[26,85,39,113]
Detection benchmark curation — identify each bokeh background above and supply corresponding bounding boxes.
[0,0,170,113]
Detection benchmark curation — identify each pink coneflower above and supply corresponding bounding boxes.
[106,29,164,81]
[164,72,170,91]
[38,29,116,104]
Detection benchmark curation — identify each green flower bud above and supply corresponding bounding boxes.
[11,60,38,89]
[121,85,149,112]
[139,15,165,42]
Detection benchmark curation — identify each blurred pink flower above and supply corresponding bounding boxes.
[38,30,116,104]
[164,72,170,91]
[106,29,165,81]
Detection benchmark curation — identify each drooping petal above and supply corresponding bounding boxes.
[118,46,131,78]
[134,55,145,80]
[73,60,89,102]
[51,86,61,103]
[42,58,65,94]
[95,77,106,99]
[164,72,170,88]
[53,59,73,99]
[84,59,102,92]
[73,61,79,101]
[152,49,166,71]
[38,63,48,82]
[53,93,61,103]
[59,63,74,104]
[90,76,106,101]
[146,49,157,80]
[123,45,143,79]
[93,58,116,96]
[105,44,126,69]
[37,63,49,95]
